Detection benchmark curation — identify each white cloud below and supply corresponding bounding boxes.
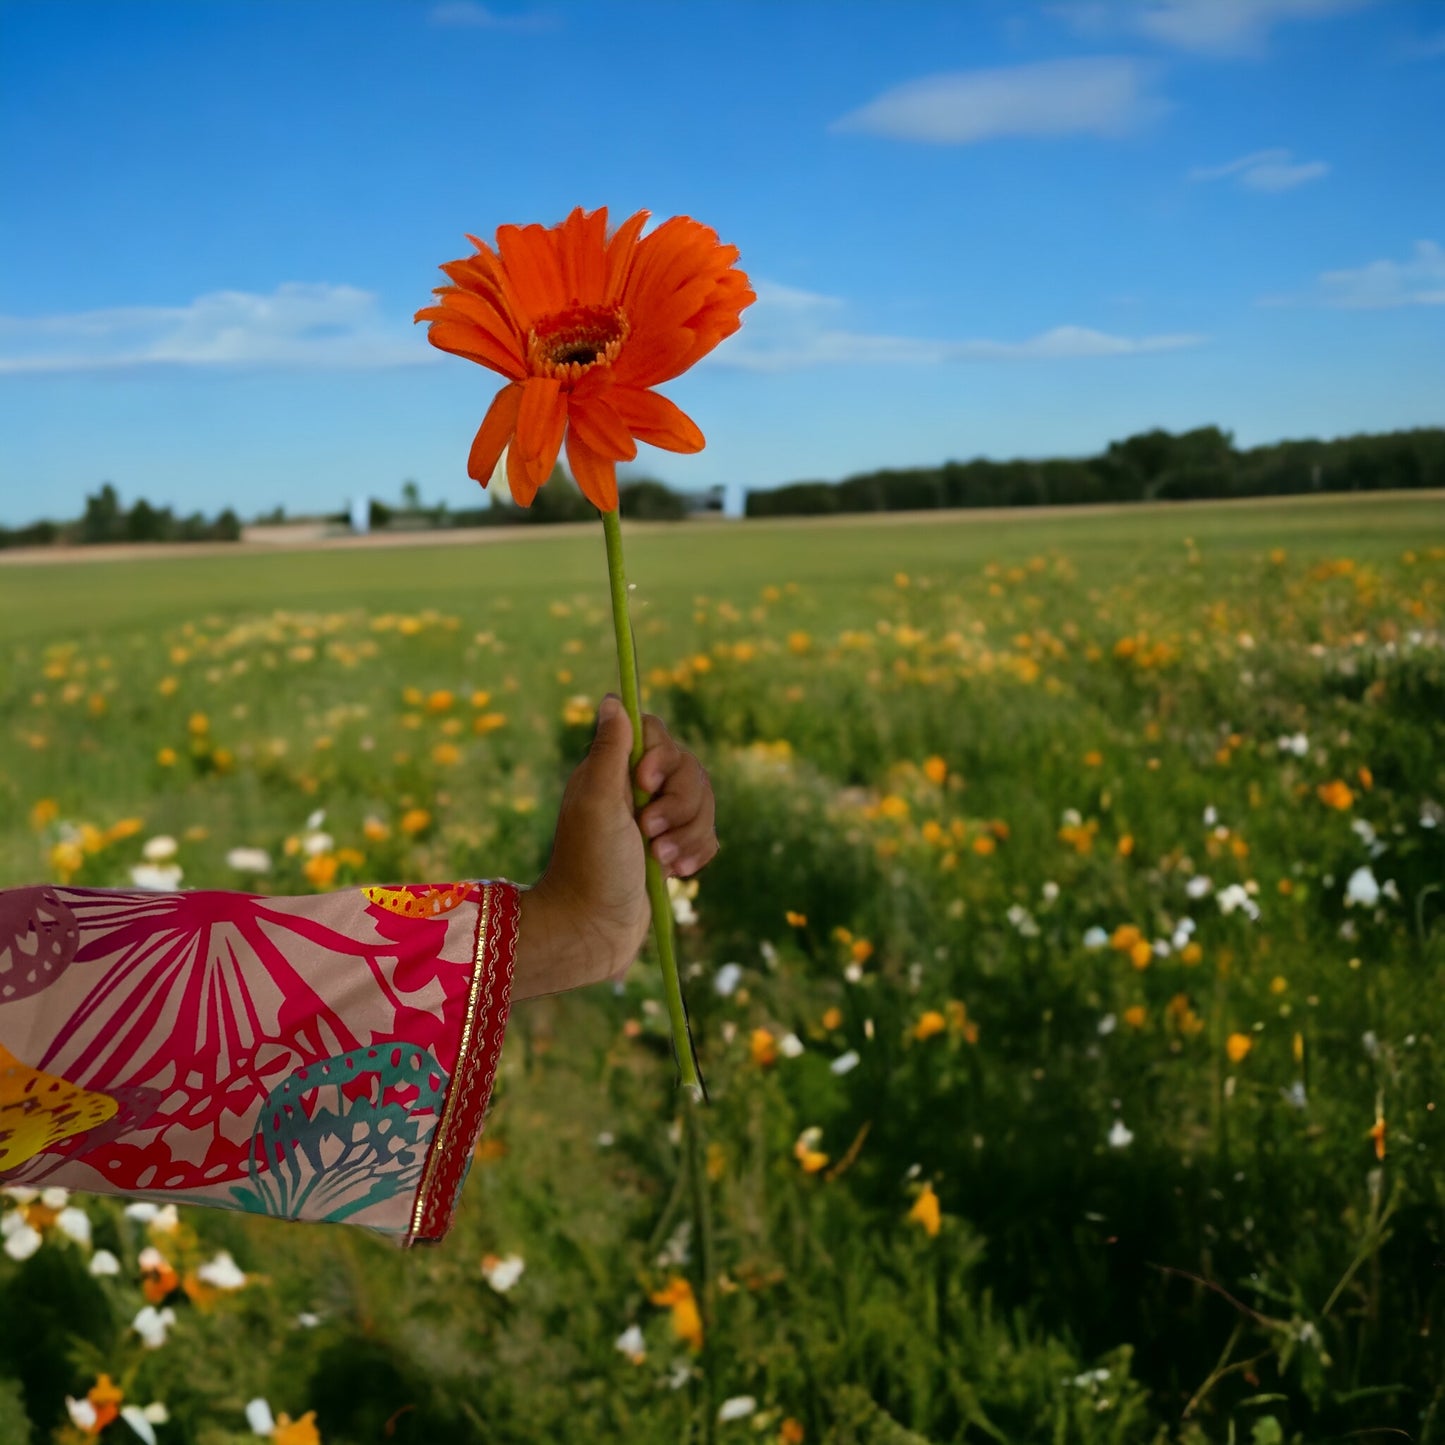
[1260,240,1445,309]
[831,58,1166,145]
[428,2,553,30]
[1189,147,1329,191]
[1316,240,1445,308]
[714,280,1203,371]
[1053,0,1374,54]
[0,284,432,374]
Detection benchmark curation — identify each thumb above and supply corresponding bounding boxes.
[588,693,634,779]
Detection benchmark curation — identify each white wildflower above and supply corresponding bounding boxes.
[830,1050,861,1076]
[667,876,698,927]
[1,1214,42,1261]
[1203,806,1218,827]
[1185,875,1213,899]
[132,1304,177,1348]
[779,1032,805,1058]
[1107,1120,1134,1149]
[1083,926,1109,950]
[225,847,272,874]
[40,1186,69,1210]
[481,1253,525,1292]
[718,1396,757,1423]
[56,1207,91,1247]
[1041,880,1060,904]
[1276,733,1309,757]
[141,835,178,862]
[305,809,326,831]
[713,962,742,997]
[1344,866,1380,908]
[195,1250,247,1290]
[90,1249,121,1276]
[245,1398,276,1435]
[66,1397,99,1431]
[1006,904,1039,938]
[120,1405,158,1445]
[130,863,183,891]
[1097,1014,1117,1036]
[1,1188,38,1205]
[301,831,333,857]
[1217,884,1260,920]
[614,1323,647,1363]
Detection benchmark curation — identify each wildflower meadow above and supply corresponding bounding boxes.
[2,491,1443,1445]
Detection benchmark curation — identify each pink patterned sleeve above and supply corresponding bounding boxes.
[0,879,520,1245]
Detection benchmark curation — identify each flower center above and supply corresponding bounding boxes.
[527,304,629,381]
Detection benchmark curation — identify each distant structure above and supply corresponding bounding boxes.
[349,495,370,535]
[683,484,730,519]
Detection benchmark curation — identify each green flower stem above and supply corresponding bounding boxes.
[601,506,706,1102]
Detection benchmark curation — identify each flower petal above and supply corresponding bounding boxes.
[495,223,568,325]
[468,384,523,485]
[610,388,705,453]
[420,319,520,379]
[568,394,638,462]
[565,428,619,513]
[514,377,567,480]
[604,210,650,305]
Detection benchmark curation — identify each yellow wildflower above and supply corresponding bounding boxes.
[793,1127,829,1173]
[29,798,60,830]
[363,816,390,842]
[1122,1005,1147,1030]
[1110,924,1142,953]
[400,808,431,836]
[303,855,338,890]
[426,689,454,713]
[1117,833,1134,857]
[914,1010,947,1041]
[922,755,947,785]
[821,1007,843,1031]
[878,794,909,820]
[1179,942,1203,965]
[157,746,178,767]
[785,910,808,928]
[787,631,812,655]
[907,1182,941,1237]
[849,939,874,964]
[750,1029,778,1067]
[1129,940,1154,971]
[1226,1032,1253,1064]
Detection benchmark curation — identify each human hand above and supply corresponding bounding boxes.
[512,696,718,1001]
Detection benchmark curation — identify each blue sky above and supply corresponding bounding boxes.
[1,0,1442,526]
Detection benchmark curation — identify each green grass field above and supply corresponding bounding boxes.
[2,492,1444,1445]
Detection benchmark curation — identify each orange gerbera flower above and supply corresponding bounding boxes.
[417,206,754,512]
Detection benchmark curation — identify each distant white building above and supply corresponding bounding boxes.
[349,495,370,534]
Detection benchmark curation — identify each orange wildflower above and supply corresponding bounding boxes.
[821,1007,843,1030]
[1317,779,1355,811]
[1226,1032,1253,1064]
[785,910,808,928]
[87,1374,124,1432]
[914,1010,947,1041]
[649,1275,704,1351]
[750,1029,778,1067]
[417,207,754,511]
[780,1419,806,1444]
[1369,1111,1387,1161]
[907,1182,941,1237]
[273,1412,322,1445]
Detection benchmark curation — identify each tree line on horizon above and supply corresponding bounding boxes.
[3,425,1441,548]
[0,483,241,550]
[745,424,1445,517]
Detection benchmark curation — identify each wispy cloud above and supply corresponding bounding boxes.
[712,281,1204,371]
[831,58,1167,145]
[1053,0,1374,55]
[427,2,554,31]
[0,284,431,374]
[1260,240,1445,308]
[1189,147,1329,191]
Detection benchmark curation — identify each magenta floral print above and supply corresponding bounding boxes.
[0,880,519,1244]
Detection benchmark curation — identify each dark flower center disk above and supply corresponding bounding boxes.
[529,304,630,381]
